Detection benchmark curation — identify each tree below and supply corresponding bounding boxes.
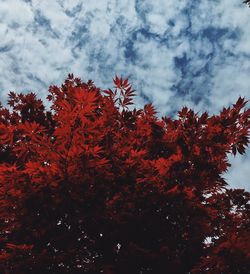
[0,75,249,274]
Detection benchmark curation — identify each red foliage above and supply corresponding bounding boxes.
[0,75,249,273]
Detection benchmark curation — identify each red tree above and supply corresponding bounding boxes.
[0,75,249,273]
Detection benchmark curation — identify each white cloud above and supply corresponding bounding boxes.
[0,0,33,26]
[224,153,250,191]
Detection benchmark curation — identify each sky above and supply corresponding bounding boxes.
[0,0,249,190]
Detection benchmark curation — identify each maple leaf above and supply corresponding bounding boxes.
[113,75,123,89]
[0,124,14,144]
[183,187,195,199]
[0,76,249,274]
[144,103,157,116]
[155,158,169,175]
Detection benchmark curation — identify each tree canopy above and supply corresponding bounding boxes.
[0,75,249,273]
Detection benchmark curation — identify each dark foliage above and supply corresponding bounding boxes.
[0,75,249,273]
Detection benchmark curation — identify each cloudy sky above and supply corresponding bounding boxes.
[0,0,249,190]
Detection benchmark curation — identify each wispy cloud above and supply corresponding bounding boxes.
[0,0,249,189]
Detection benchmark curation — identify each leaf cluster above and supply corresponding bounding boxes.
[0,75,249,273]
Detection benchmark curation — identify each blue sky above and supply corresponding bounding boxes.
[0,0,249,190]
